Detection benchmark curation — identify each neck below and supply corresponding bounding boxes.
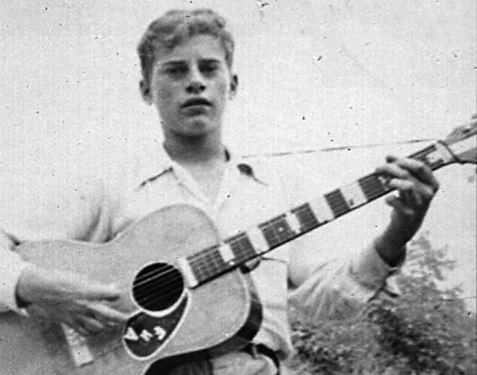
[163,129,225,165]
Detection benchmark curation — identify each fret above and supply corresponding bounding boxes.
[358,174,387,201]
[227,233,257,264]
[410,144,436,164]
[308,196,334,223]
[273,215,296,241]
[247,226,269,253]
[409,144,451,171]
[340,182,368,209]
[259,220,281,248]
[199,249,216,279]
[207,247,227,272]
[422,142,455,170]
[259,215,295,248]
[428,159,446,170]
[291,203,319,232]
[218,243,235,263]
[324,189,349,217]
[188,246,225,283]
[425,145,444,165]
[188,251,207,278]
[194,250,214,283]
[286,212,301,233]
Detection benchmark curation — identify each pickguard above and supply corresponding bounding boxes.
[122,294,188,360]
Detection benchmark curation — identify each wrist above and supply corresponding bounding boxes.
[15,264,40,308]
[374,233,407,267]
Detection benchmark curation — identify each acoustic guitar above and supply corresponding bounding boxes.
[0,120,475,374]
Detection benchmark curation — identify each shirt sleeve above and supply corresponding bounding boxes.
[288,241,405,323]
[0,230,30,313]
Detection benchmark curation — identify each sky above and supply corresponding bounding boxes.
[0,0,475,309]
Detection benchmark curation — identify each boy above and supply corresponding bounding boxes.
[1,8,439,375]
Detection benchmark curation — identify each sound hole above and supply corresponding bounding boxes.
[132,262,184,312]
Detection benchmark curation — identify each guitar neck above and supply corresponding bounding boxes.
[181,140,458,288]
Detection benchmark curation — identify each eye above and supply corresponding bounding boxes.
[163,65,187,77]
[200,62,220,75]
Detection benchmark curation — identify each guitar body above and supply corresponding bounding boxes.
[0,204,262,375]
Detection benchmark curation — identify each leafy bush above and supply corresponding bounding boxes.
[288,234,476,375]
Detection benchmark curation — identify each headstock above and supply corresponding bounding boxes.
[443,117,477,165]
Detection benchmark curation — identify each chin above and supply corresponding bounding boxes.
[181,120,216,136]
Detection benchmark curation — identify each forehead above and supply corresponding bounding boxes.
[155,34,228,65]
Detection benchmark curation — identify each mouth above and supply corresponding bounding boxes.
[181,98,212,108]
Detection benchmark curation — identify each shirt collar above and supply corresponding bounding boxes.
[136,144,265,189]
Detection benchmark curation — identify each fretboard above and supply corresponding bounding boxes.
[180,141,455,288]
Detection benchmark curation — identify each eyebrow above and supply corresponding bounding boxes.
[158,60,186,68]
[159,58,222,67]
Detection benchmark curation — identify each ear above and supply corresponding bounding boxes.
[229,74,238,99]
[139,80,152,105]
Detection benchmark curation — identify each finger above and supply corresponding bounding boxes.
[385,155,397,163]
[392,158,439,190]
[70,319,92,337]
[385,195,415,216]
[375,162,412,181]
[60,273,122,301]
[388,177,436,205]
[387,179,424,207]
[31,269,122,302]
[79,282,122,301]
[84,301,129,323]
[79,315,107,334]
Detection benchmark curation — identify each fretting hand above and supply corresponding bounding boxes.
[373,155,440,265]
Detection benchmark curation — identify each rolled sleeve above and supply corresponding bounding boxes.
[289,244,405,323]
[0,231,29,313]
[350,243,405,293]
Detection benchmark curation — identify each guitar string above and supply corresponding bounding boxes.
[134,217,322,306]
[132,236,254,289]
[132,187,374,292]
[125,160,453,306]
[133,277,185,303]
[131,231,262,286]
[132,181,386,294]
[133,207,329,304]
[132,216,289,287]
[132,173,388,289]
[128,149,442,302]
[130,186,395,306]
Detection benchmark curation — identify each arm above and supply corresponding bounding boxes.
[289,241,402,322]
[289,156,438,322]
[0,187,129,335]
[1,229,128,335]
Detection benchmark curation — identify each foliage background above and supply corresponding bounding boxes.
[287,234,477,375]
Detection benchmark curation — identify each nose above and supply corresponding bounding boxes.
[186,81,206,94]
[186,67,206,94]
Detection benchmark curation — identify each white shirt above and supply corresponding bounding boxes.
[0,146,401,358]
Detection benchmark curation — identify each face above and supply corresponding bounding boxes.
[141,34,237,139]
